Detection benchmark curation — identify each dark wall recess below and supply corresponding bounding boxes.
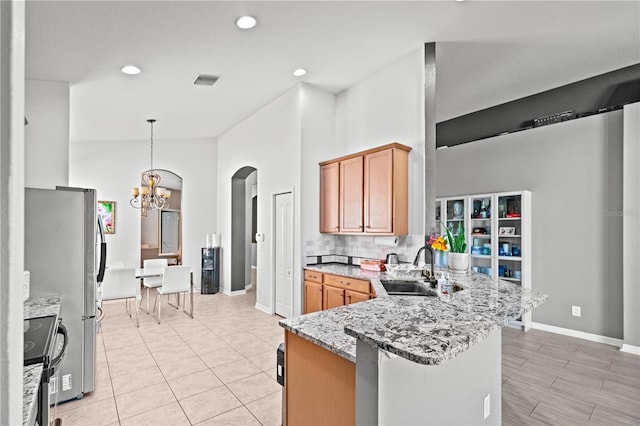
[436,63,640,147]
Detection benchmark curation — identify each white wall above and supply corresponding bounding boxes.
[0,1,26,423]
[245,170,257,283]
[300,85,337,237]
[217,86,302,311]
[218,83,337,315]
[25,79,69,188]
[436,111,624,339]
[623,102,640,348]
[335,49,426,235]
[69,137,217,286]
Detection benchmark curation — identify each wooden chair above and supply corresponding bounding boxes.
[153,265,193,324]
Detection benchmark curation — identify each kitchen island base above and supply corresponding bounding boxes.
[284,331,355,425]
[356,331,502,425]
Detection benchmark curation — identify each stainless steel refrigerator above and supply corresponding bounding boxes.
[25,186,107,403]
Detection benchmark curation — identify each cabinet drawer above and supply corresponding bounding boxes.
[304,270,323,283]
[323,274,370,294]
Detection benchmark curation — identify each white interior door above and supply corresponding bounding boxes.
[275,192,294,318]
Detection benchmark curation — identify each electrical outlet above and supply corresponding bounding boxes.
[572,305,581,317]
[483,394,490,419]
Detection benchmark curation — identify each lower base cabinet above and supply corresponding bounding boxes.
[345,290,369,305]
[304,281,323,314]
[304,269,373,314]
[284,331,355,425]
[323,285,346,310]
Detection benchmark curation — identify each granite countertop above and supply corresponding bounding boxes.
[24,295,61,426]
[280,264,547,365]
[24,295,62,319]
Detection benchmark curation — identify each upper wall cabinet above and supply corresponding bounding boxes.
[319,162,340,233]
[320,143,411,236]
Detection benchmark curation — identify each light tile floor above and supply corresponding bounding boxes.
[53,287,283,426]
[51,288,640,425]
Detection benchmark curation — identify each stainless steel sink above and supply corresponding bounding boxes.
[380,280,438,296]
[381,279,465,296]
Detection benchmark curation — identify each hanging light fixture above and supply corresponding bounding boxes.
[130,119,171,216]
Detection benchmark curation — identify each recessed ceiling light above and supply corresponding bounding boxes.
[293,68,307,77]
[121,65,141,75]
[236,15,257,29]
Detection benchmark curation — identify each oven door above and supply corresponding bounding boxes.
[38,322,68,426]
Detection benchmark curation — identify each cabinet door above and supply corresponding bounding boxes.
[345,290,369,306]
[340,156,364,233]
[319,163,340,233]
[323,285,345,310]
[364,149,394,233]
[304,281,323,314]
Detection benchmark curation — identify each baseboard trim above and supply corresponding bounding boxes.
[255,302,272,314]
[620,344,640,355]
[531,322,623,348]
[229,289,247,296]
[245,283,254,290]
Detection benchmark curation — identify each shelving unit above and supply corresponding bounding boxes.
[435,196,467,237]
[437,190,532,330]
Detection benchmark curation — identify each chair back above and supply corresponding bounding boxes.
[102,268,141,301]
[143,258,168,286]
[161,265,191,294]
[107,261,125,269]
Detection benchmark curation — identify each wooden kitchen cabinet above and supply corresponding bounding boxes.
[339,156,364,233]
[304,270,324,314]
[285,331,355,425]
[319,142,411,235]
[319,162,340,233]
[345,290,369,305]
[364,147,409,234]
[304,281,323,314]
[323,285,346,310]
[304,269,374,313]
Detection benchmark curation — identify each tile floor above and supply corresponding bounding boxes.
[53,287,283,425]
[51,288,640,425]
[502,327,640,425]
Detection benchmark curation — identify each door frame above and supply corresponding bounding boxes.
[271,188,295,316]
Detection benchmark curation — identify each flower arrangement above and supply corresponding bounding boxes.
[444,223,467,253]
[428,235,448,252]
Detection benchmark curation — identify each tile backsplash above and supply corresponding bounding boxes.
[303,234,426,265]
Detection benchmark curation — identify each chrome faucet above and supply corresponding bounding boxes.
[412,244,435,279]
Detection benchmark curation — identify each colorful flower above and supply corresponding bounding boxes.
[430,235,448,252]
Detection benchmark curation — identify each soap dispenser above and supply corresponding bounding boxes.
[437,272,446,295]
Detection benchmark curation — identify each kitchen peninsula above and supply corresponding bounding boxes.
[280,264,547,425]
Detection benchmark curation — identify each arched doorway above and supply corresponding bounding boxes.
[231,166,257,293]
[139,169,183,266]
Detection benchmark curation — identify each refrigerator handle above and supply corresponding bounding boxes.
[97,217,107,283]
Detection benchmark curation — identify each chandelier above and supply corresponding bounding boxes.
[130,119,171,216]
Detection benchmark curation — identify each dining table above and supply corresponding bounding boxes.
[135,266,194,319]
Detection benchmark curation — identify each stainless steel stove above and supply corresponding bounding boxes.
[24,315,67,426]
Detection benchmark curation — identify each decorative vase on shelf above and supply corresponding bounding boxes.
[448,252,469,273]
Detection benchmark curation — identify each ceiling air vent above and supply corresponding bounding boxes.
[193,74,220,86]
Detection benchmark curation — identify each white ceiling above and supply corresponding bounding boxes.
[25,1,639,144]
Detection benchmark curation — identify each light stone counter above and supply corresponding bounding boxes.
[280,264,546,365]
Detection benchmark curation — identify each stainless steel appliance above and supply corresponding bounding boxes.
[25,187,107,402]
[24,315,68,426]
